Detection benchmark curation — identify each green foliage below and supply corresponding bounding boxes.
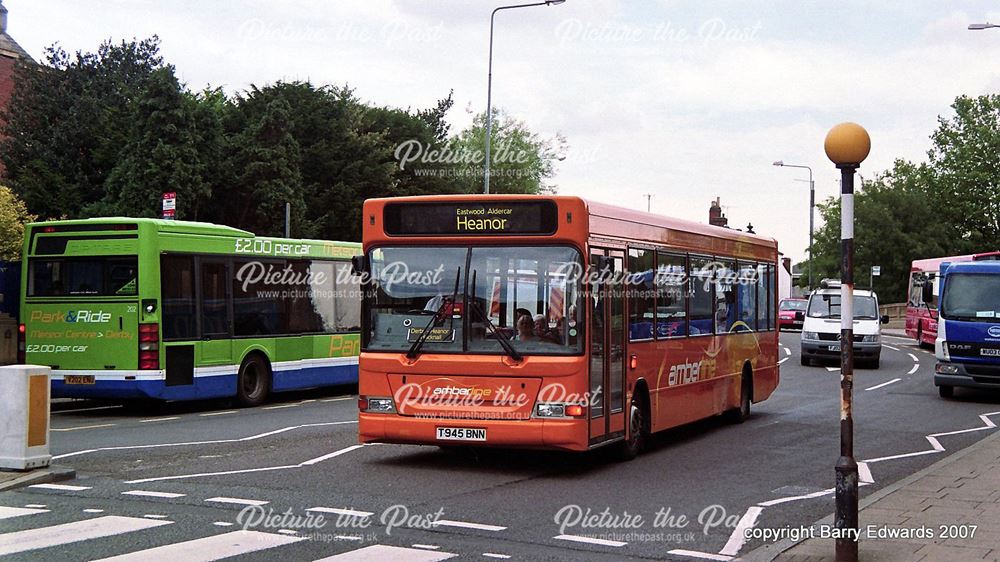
[100,67,213,219]
[0,37,164,219]
[808,94,1000,303]
[0,186,36,261]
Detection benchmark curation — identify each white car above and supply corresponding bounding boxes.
[800,280,888,368]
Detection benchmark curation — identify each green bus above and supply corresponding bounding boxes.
[19,218,361,405]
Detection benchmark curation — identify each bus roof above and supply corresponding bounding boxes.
[912,253,979,272]
[27,217,359,248]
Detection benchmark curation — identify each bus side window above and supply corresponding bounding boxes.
[161,255,196,340]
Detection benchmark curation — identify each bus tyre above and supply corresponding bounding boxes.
[237,354,271,407]
[617,395,647,461]
[939,385,954,399]
[725,372,751,424]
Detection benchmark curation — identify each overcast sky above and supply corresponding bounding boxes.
[5,1,1000,262]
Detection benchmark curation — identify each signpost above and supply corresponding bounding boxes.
[162,192,176,220]
[870,265,880,290]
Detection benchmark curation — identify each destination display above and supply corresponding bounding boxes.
[383,201,558,236]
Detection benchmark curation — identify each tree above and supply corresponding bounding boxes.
[0,186,36,261]
[229,97,304,236]
[0,37,165,219]
[449,109,566,194]
[100,67,212,219]
[927,94,1000,250]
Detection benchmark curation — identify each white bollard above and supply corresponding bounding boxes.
[0,365,52,470]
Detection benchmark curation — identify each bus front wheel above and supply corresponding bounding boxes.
[616,394,648,461]
[237,354,271,407]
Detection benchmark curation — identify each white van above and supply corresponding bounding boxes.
[800,280,888,368]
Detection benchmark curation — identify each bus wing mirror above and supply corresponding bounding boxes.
[921,282,933,304]
[351,255,368,276]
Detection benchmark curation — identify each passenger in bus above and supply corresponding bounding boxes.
[533,314,553,342]
[515,315,536,341]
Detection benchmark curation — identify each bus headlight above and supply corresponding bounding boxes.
[935,363,959,375]
[360,397,395,413]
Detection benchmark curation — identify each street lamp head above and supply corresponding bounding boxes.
[968,23,990,30]
[772,160,784,167]
[824,122,871,167]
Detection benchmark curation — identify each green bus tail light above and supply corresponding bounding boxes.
[139,323,159,370]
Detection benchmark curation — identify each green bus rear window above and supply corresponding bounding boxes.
[28,257,139,297]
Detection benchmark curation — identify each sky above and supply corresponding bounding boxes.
[5,0,1000,262]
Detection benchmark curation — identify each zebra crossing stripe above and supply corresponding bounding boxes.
[0,506,49,520]
[91,530,304,562]
[312,545,457,561]
[0,515,171,556]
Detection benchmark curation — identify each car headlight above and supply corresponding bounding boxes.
[802,331,819,340]
[861,334,880,343]
[936,363,959,375]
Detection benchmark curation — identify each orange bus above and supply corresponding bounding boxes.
[356,195,779,458]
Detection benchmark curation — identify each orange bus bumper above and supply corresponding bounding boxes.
[359,413,590,452]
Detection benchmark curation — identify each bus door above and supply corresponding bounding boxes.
[589,248,626,445]
[197,257,232,366]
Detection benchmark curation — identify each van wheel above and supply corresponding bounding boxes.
[616,395,647,461]
[939,385,954,399]
[237,354,271,407]
[800,355,810,367]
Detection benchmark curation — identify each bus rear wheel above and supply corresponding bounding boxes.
[725,371,751,424]
[237,354,271,407]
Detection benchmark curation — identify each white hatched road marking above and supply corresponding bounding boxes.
[29,483,91,491]
[0,506,49,519]
[52,423,117,432]
[866,378,901,391]
[0,515,171,556]
[205,497,268,506]
[719,506,762,556]
[122,490,186,499]
[306,507,375,518]
[313,544,457,561]
[553,534,626,547]
[432,519,507,532]
[91,530,304,562]
[668,549,733,561]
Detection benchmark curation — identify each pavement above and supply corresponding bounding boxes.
[0,465,75,491]
[767,329,1000,561]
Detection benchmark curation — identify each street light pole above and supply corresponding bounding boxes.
[824,122,871,562]
[644,193,653,212]
[968,22,1000,30]
[484,0,565,194]
[772,161,815,289]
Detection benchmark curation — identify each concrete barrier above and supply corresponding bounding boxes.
[0,365,52,470]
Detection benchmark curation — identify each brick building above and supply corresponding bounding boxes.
[0,0,33,177]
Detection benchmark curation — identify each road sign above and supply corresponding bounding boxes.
[162,192,176,220]
[871,266,881,276]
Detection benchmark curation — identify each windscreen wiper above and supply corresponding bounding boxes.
[407,267,461,360]
[470,271,522,362]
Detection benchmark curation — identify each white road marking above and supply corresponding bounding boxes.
[29,483,91,491]
[858,461,874,484]
[0,515,171,556]
[52,404,123,414]
[306,507,374,518]
[482,554,512,560]
[321,396,355,402]
[783,347,791,356]
[262,404,299,410]
[758,487,835,507]
[140,416,180,423]
[908,353,920,362]
[413,544,440,549]
[884,345,900,351]
[0,506,49,519]
[213,521,234,527]
[313,544,457,561]
[23,504,46,508]
[126,443,370,484]
[865,378,901,391]
[205,497,268,507]
[777,357,789,365]
[335,535,364,541]
[122,490,185,499]
[908,363,920,375]
[199,411,237,417]
[52,423,117,432]
[553,534,626,547]
[826,367,840,372]
[143,515,169,519]
[278,529,298,535]
[91,530,304,562]
[84,509,105,513]
[432,519,507,532]
[719,506,763,556]
[54,420,357,460]
[667,550,733,561]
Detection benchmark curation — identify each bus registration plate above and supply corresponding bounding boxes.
[64,375,95,385]
[436,427,486,441]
